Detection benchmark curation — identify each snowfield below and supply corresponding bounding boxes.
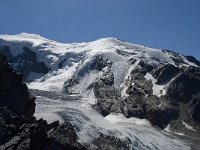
[0,33,196,92]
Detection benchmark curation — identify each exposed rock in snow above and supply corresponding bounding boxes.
[145,72,167,97]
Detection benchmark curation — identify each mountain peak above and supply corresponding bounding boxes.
[17,32,45,39]
[96,37,122,42]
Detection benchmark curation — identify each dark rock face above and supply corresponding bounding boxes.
[90,134,131,150]
[137,60,154,73]
[45,122,85,150]
[189,95,200,122]
[0,54,86,150]
[152,64,181,84]
[0,108,86,150]
[93,59,200,128]
[122,95,146,118]
[93,60,178,127]
[93,62,122,116]
[0,46,49,81]
[145,98,179,126]
[123,63,180,127]
[162,50,187,66]
[167,66,200,103]
[186,55,200,67]
[0,54,35,115]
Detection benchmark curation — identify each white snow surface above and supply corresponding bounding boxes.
[105,113,151,126]
[0,33,197,93]
[182,121,196,131]
[33,90,190,150]
[145,73,167,97]
[0,33,196,149]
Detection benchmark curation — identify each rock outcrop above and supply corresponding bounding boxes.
[152,63,181,84]
[0,46,49,81]
[0,54,35,115]
[0,107,86,150]
[93,58,200,129]
[90,134,131,150]
[166,66,200,103]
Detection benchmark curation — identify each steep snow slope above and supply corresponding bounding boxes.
[0,33,199,149]
[0,33,198,91]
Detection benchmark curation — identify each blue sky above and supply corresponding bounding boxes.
[0,0,199,59]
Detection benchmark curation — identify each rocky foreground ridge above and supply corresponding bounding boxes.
[0,54,86,150]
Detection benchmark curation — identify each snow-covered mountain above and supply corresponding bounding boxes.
[0,33,200,150]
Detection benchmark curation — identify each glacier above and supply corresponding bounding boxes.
[0,33,199,149]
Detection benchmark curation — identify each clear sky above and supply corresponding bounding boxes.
[0,0,199,59]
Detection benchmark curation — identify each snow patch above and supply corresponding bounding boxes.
[27,63,79,91]
[105,113,151,127]
[34,96,64,123]
[174,132,185,136]
[121,85,129,97]
[182,121,195,131]
[111,61,129,89]
[164,124,171,133]
[145,73,167,97]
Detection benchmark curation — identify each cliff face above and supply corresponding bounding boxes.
[0,54,86,150]
[92,58,200,129]
[0,54,35,115]
[0,46,50,81]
